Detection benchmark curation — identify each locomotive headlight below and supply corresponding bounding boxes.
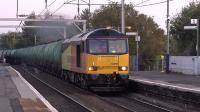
[122,66,127,71]
[119,66,128,71]
[88,66,97,71]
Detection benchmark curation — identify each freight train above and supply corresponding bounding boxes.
[1,28,129,91]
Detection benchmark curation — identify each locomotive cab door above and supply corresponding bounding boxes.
[76,44,81,67]
[76,42,85,68]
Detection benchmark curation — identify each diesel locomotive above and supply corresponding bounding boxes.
[2,28,129,91]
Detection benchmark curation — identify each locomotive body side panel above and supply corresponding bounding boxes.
[62,46,72,70]
[62,43,87,73]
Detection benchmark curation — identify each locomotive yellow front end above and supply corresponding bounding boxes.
[61,28,130,92]
[86,38,129,91]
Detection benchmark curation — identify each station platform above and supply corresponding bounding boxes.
[129,71,200,94]
[0,64,57,112]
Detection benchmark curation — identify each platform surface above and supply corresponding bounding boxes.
[129,71,200,93]
[0,64,56,112]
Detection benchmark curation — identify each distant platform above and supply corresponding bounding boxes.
[129,71,200,94]
[0,63,57,112]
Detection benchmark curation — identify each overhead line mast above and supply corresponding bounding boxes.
[166,0,170,73]
[16,0,18,18]
[45,0,48,9]
[121,0,125,34]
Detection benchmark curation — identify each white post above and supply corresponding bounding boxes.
[194,57,198,75]
[135,34,140,71]
[136,41,139,71]
[161,55,164,72]
[64,27,66,39]
[34,35,37,45]
[197,19,199,75]
[197,19,199,57]
[83,21,86,33]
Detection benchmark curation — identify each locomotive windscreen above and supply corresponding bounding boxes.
[88,29,125,38]
[88,39,128,54]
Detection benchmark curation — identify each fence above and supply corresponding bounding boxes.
[129,56,164,71]
[170,56,200,75]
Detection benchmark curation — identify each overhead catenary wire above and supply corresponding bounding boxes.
[107,0,114,3]
[135,0,174,7]
[48,0,175,18]
[51,0,76,16]
[80,0,88,4]
[39,0,175,18]
[135,0,151,6]
[50,3,65,16]
[39,0,58,15]
[60,0,174,7]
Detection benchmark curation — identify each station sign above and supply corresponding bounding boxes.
[135,36,140,42]
[191,19,198,25]
[126,32,137,36]
[184,26,197,30]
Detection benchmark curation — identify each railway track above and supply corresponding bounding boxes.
[14,66,92,112]
[21,67,94,112]
[14,65,176,112]
[13,65,132,112]
[124,96,173,112]
[99,95,174,112]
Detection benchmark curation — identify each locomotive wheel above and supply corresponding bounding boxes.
[60,70,65,80]
[80,74,87,89]
[63,71,69,81]
[74,73,78,85]
[69,72,75,83]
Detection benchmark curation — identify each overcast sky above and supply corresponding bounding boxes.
[0,0,195,33]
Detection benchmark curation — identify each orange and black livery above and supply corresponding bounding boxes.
[62,28,129,91]
[2,28,129,92]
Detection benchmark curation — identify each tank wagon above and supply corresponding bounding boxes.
[3,28,129,91]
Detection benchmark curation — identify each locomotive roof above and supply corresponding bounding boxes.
[63,28,126,44]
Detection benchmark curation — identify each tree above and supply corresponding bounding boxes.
[170,2,200,55]
[22,12,37,46]
[80,8,92,28]
[0,32,22,49]
[80,2,165,68]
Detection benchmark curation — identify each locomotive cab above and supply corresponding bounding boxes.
[62,28,129,92]
[85,29,129,91]
[86,39,129,74]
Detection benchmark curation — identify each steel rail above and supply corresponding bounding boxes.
[124,96,174,112]
[20,67,95,112]
[20,66,136,112]
[17,66,172,112]
[97,97,137,112]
